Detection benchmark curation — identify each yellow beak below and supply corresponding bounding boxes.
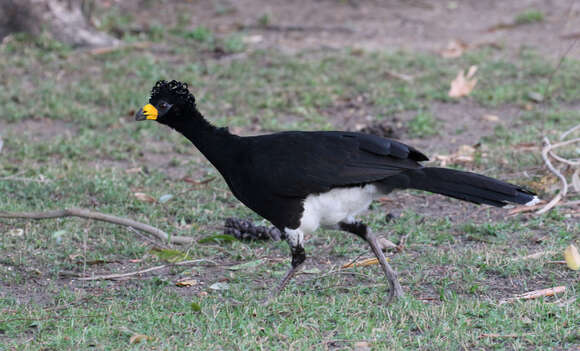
[135,103,158,121]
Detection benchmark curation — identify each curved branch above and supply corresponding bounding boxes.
[536,138,569,214]
[0,208,193,245]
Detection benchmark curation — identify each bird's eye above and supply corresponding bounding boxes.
[160,102,169,109]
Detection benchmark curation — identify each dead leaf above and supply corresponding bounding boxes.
[182,176,215,185]
[242,34,263,44]
[176,279,198,287]
[449,66,478,98]
[511,251,553,261]
[440,39,468,58]
[482,114,500,122]
[512,142,540,151]
[354,341,371,351]
[129,334,153,344]
[435,144,476,166]
[377,237,397,251]
[384,70,414,82]
[125,167,142,174]
[7,228,24,237]
[526,91,544,103]
[209,282,230,290]
[342,257,379,269]
[486,22,517,32]
[564,244,580,271]
[134,192,155,203]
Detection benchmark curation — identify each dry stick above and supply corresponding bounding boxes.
[560,124,580,140]
[508,200,580,216]
[547,137,580,166]
[76,258,213,281]
[0,208,194,245]
[127,226,172,250]
[536,138,568,215]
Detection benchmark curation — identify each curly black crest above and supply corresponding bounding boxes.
[150,80,196,108]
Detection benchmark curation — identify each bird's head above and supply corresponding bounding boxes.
[135,80,196,125]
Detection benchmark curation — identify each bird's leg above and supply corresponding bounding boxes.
[263,228,306,304]
[339,221,404,304]
[271,245,305,296]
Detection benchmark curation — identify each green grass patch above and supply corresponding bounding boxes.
[515,9,545,25]
[1,11,579,350]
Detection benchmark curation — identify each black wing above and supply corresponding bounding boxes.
[246,131,428,197]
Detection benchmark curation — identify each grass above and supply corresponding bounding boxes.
[515,9,545,25]
[408,111,438,137]
[1,7,579,350]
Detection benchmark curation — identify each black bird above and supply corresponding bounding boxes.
[135,80,538,303]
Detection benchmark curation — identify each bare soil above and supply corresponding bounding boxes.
[126,0,580,59]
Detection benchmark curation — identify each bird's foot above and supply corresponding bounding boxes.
[261,264,302,305]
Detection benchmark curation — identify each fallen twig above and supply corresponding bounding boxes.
[243,24,354,33]
[536,137,570,214]
[548,138,580,166]
[511,251,554,261]
[546,260,567,264]
[479,333,534,339]
[342,257,380,269]
[127,226,171,250]
[88,41,151,55]
[499,286,566,305]
[0,208,194,245]
[560,124,580,140]
[509,200,579,216]
[76,258,214,281]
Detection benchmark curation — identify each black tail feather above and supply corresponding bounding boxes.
[399,167,537,207]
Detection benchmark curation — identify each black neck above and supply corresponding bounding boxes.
[166,108,241,176]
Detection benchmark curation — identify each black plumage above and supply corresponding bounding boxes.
[135,80,537,303]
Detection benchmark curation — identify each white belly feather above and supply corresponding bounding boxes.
[298,184,380,234]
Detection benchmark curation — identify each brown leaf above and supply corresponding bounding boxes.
[125,167,142,174]
[564,244,580,271]
[440,39,469,58]
[482,114,500,122]
[134,192,156,203]
[377,237,397,251]
[354,341,371,351]
[129,334,153,344]
[182,176,216,185]
[434,144,476,166]
[449,66,478,98]
[512,142,539,151]
[342,257,379,269]
[7,228,24,237]
[176,279,199,287]
[486,22,517,32]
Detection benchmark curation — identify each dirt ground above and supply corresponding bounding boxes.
[124,0,580,59]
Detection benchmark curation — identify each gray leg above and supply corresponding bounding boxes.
[339,221,404,304]
[263,228,306,304]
